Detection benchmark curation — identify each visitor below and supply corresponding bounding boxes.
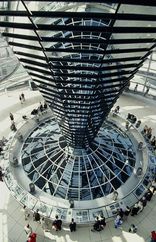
[9,112,14,121]
[31,109,38,116]
[146,127,152,140]
[99,215,106,229]
[137,200,144,213]
[113,190,118,201]
[131,203,139,216]
[24,224,32,238]
[131,115,137,124]
[10,122,17,132]
[33,209,40,222]
[41,217,49,232]
[124,206,131,219]
[114,106,120,114]
[0,145,3,155]
[141,197,147,207]
[22,115,28,120]
[135,120,141,128]
[134,84,138,92]
[138,142,143,150]
[91,217,101,232]
[21,93,25,102]
[113,106,120,116]
[44,102,48,110]
[151,136,156,147]
[23,205,30,220]
[144,86,150,96]
[151,231,156,242]
[114,215,123,229]
[145,189,153,201]
[142,125,148,135]
[0,166,4,182]
[129,224,137,233]
[125,120,129,130]
[52,215,62,231]
[39,102,44,113]
[27,232,37,242]
[2,136,8,145]
[69,218,76,232]
[19,94,23,104]
[117,208,124,219]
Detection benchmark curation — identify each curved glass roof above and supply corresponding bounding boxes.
[21,118,135,201]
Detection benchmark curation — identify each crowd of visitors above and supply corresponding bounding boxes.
[11,178,156,241]
[23,211,77,241]
[31,102,48,116]
[142,125,156,150]
[116,109,156,152]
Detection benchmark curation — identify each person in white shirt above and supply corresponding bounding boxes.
[24,224,32,238]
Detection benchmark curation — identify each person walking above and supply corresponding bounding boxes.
[24,224,32,238]
[23,205,30,220]
[41,217,49,232]
[19,95,23,104]
[21,93,25,102]
[69,218,76,232]
[9,112,14,121]
[144,86,150,96]
[134,84,138,92]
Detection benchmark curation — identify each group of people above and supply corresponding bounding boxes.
[142,125,156,150]
[133,83,150,96]
[91,216,106,232]
[9,112,17,132]
[31,102,48,116]
[112,187,155,235]
[126,113,141,129]
[113,105,120,116]
[9,100,48,132]
[24,224,36,242]
[23,208,77,241]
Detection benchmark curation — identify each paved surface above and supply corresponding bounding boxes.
[0,89,156,242]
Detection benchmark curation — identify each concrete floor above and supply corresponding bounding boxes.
[0,89,156,242]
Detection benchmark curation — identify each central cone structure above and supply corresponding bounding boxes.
[2,1,156,149]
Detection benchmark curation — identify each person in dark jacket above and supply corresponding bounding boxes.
[131,204,139,216]
[91,217,102,232]
[145,189,153,201]
[33,209,40,222]
[52,215,62,231]
[9,112,14,121]
[69,218,76,232]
